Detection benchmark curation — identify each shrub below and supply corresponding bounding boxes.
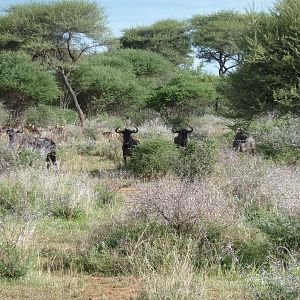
[0,243,32,278]
[24,105,78,126]
[175,138,219,180]
[128,136,179,179]
[0,216,36,279]
[94,184,116,206]
[251,212,300,251]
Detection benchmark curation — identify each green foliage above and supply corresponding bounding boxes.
[190,11,246,75]
[0,243,32,278]
[0,103,9,127]
[74,61,146,116]
[148,72,217,120]
[102,49,177,80]
[226,0,300,115]
[120,19,192,66]
[252,212,300,251]
[17,148,43,168]
[128,136,179,179]
[175,138,219,180]
[0,51,59,111]
[94,184,116,206]
[257,143,300,164]
[25,105,78,126]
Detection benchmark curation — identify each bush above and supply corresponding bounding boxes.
[0,243,32,278]
[251,212,300,251]
[0,145,16,173]
[175,138,219,180]
[128,136,179,179]
[25,105,78,126]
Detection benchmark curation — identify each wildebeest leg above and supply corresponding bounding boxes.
[124,155,127,166]
[47,152,59,171]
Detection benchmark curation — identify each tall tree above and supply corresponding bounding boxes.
[190,11,246,76]
[226,0,300,116]
[120,19,192,66]
[0,0,113,126]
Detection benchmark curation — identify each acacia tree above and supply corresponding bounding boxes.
[0,0,113,126]
[120,19,192,66]
[190,11,246,76]
[225,0,300,116]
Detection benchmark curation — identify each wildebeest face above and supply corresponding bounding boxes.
[6,128,22,143]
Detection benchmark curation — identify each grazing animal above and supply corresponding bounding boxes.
[25,124,42,136]
[233,128,256,154]
[6,127,58,170]
[172,126,193,147]
[115,126,139,165]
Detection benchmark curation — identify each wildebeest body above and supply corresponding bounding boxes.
[6,128,58,169]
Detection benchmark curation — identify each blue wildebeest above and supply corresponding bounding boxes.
[233,128,256,154]
[115,126,139,165]
[6,127,59,170]
[172,126,193,147]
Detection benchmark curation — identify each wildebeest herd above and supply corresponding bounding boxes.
[0,124,256,169]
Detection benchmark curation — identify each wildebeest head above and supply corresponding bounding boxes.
[115,126,138,144]
[233,128,248,148]
[172,126,193,147]
[6,127,23,144]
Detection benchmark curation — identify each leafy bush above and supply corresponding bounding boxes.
[175,138,219,180]
[128,136,179,179]
[0,243,32,278]
[94,184,116,206]
[0,51,59,111]
[251,212,300,251]
[25,105,78,126]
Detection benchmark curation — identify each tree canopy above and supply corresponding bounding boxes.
[225,0,300,116]
[0,0,112,125]
[190,11,246,75]
[120,19,192,66]
[0,51,59,113]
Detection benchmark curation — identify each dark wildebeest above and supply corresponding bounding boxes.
[6,127,58,170]
[115,126,139,165]
[172,126,193,147]
[233,128,256,154]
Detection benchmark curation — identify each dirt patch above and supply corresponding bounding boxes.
[84,276,140,300]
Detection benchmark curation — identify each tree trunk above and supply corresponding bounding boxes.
[60,68,85,126]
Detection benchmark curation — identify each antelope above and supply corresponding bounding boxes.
[115,126,139,165]
[6,127,58,170]
[172,126,193,147]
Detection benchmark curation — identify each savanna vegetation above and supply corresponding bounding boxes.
[0,0,299,299]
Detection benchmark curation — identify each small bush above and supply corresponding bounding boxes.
[251,212,300,251]
[94,184,116,206]
[17,148,44,167]
[25,105,78,126]
[0,243,32,278]
[128,136,179,179]
[175,138,219,180]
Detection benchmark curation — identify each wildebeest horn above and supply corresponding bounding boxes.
[187,126,193,133]
[131,126,138,133]
[115,127,122,133]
